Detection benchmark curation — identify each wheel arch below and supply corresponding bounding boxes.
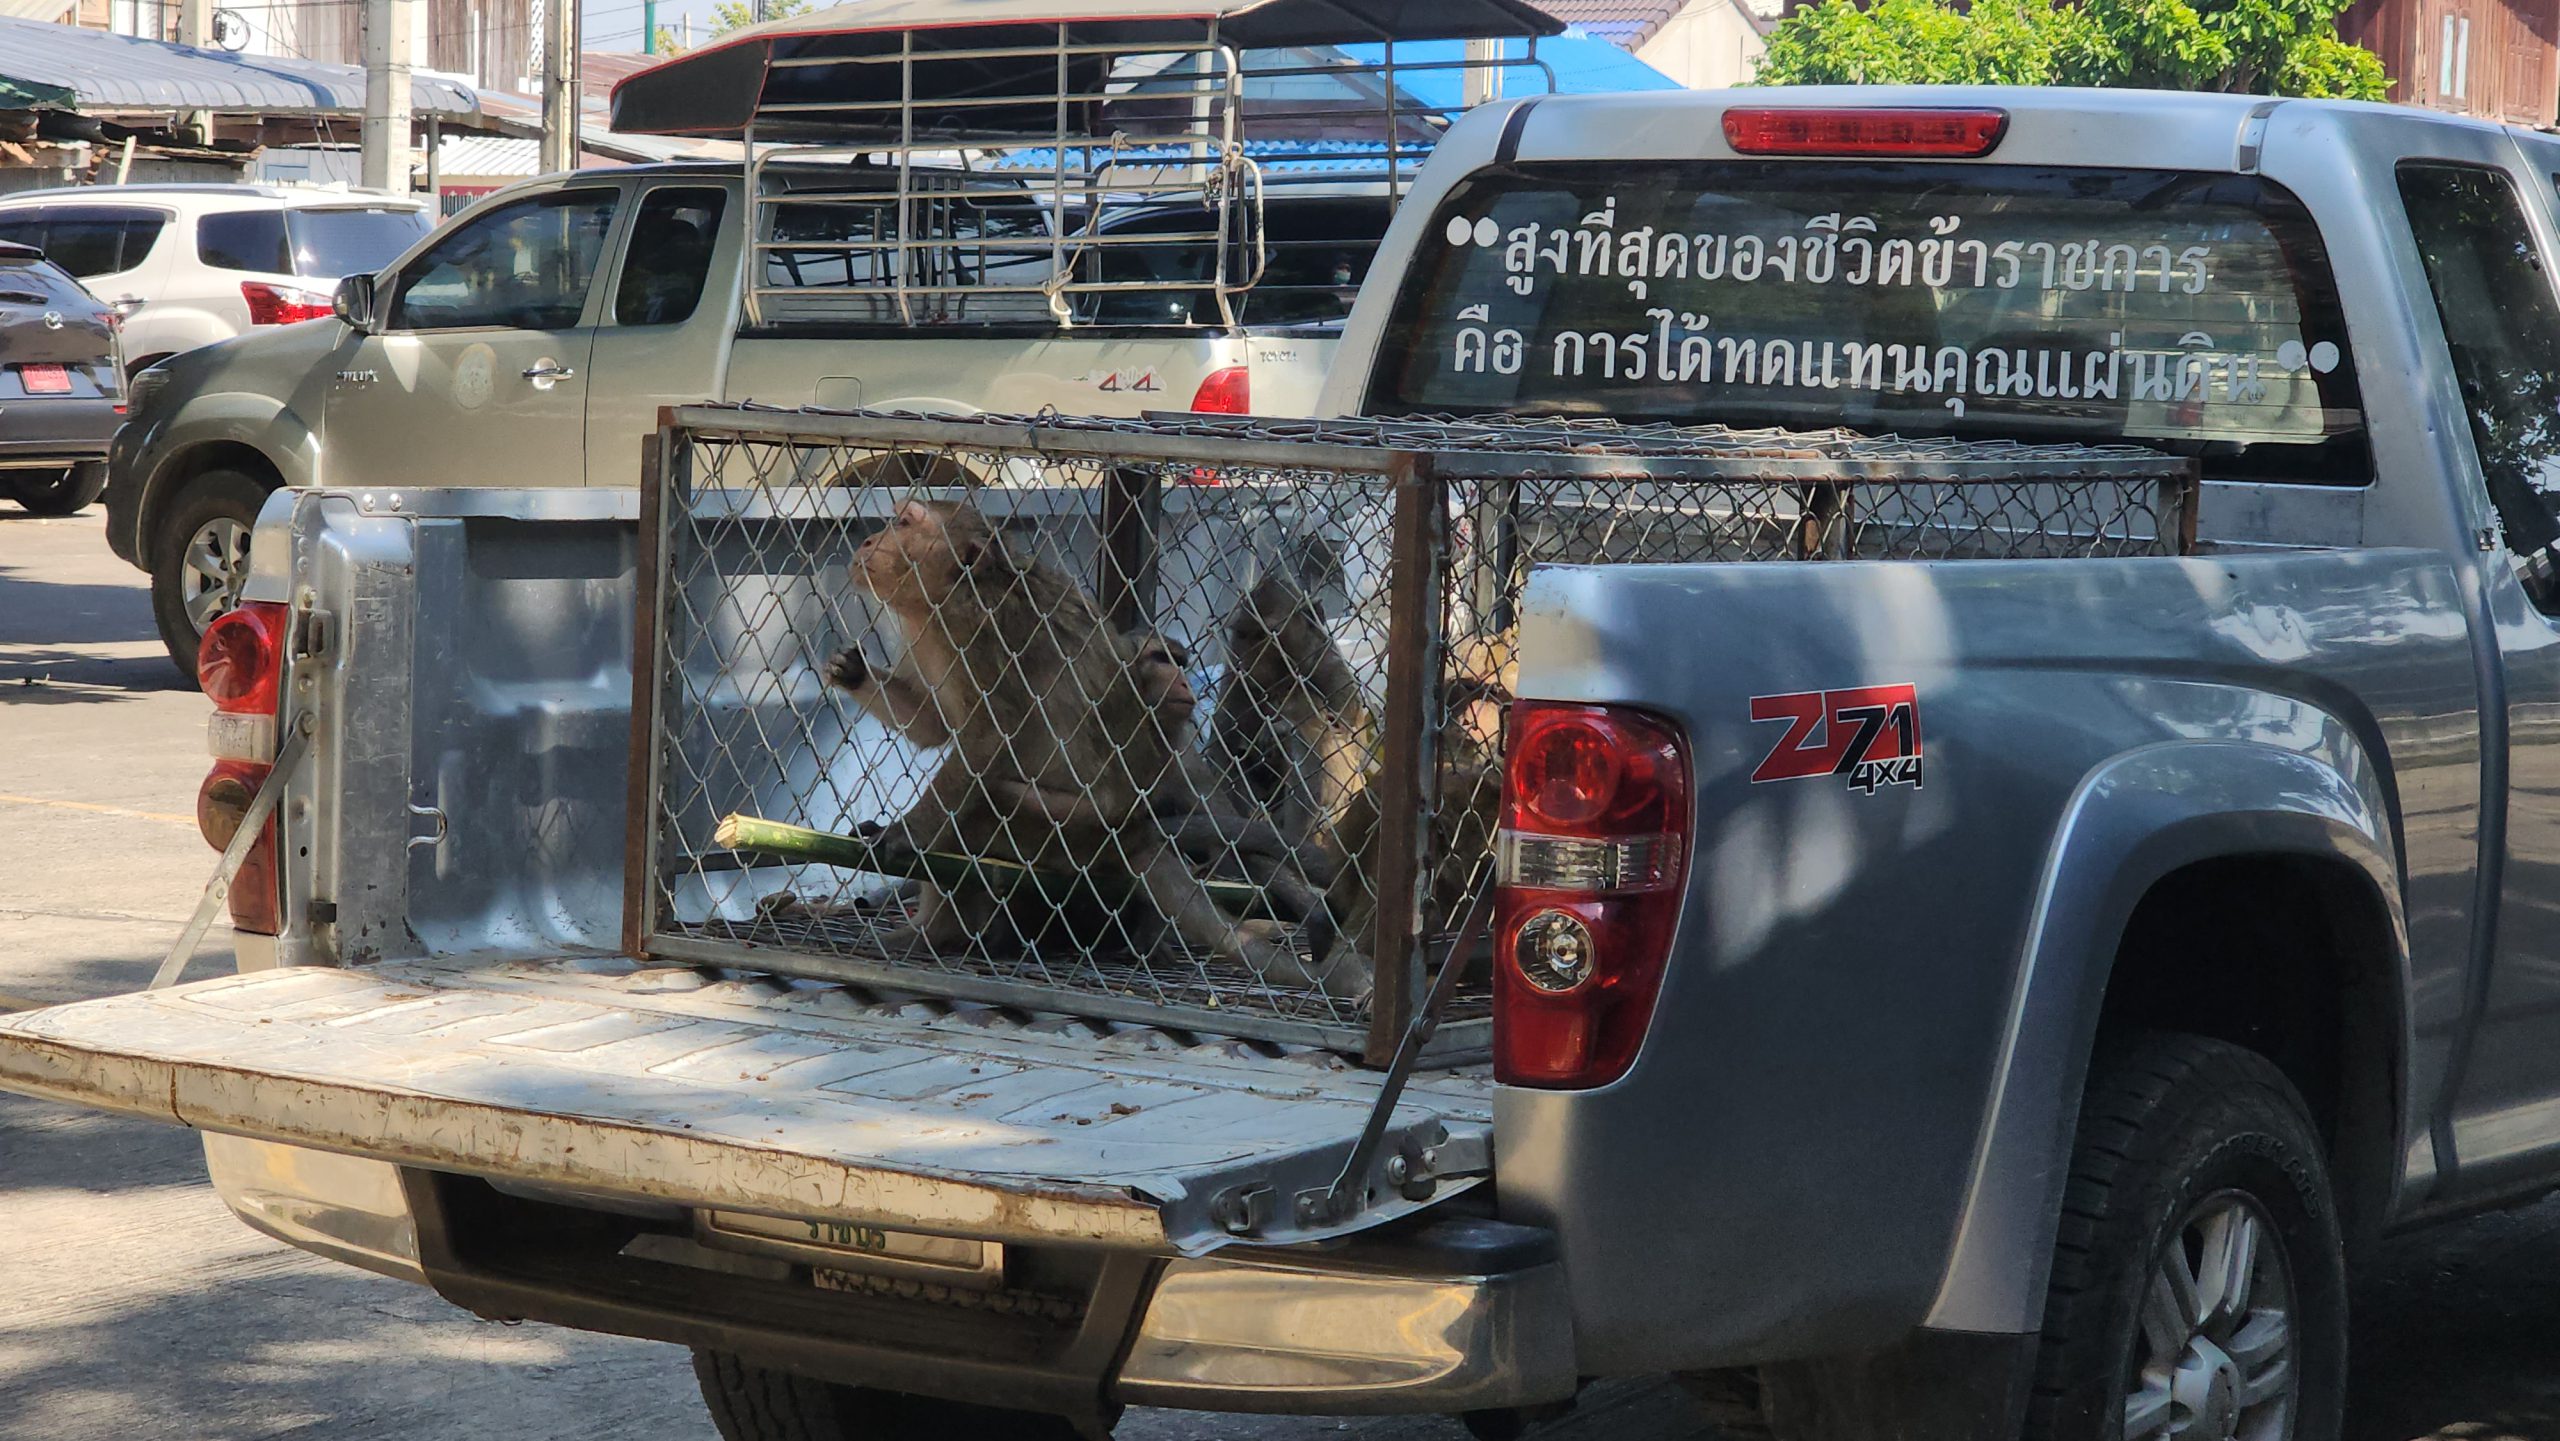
[1923,739,2410,1335]
[138,437,289,569]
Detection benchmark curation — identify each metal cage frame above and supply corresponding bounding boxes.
[624,404,2199,1063]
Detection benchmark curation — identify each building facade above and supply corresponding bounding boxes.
[2339,0,2560,127]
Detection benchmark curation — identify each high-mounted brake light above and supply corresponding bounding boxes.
[1722,107,2008,158]
[1189,364,1251,415]
[241,280,333,325]
[1493,702,1691,1089]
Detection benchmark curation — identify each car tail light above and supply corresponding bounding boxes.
[1721,107,2008,158]
[1189,364,1251,415]
[196,601,289,936]
[196,761,282,935]
[199,602,287,714]
[241,280,333,325]
[1493,702,1691,1089]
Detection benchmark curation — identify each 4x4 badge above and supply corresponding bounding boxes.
[1750,684,1924,795]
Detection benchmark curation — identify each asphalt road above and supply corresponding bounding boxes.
[2,504,2559,1441]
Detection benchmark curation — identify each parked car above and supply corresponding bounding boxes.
[0,184,432,374]
[0,240,121,515]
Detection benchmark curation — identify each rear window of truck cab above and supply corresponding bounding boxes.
[1367,163,2369,484]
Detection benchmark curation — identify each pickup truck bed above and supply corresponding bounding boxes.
[0,956,1491,1254]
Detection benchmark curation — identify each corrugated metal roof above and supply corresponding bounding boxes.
[434,134,541,177]
[1535,0,1683,47]
[0,15,483,117]
[472,85,743,162]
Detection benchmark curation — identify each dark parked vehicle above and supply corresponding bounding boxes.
[0,240,119,516]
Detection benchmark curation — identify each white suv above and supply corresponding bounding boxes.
[0,185,433,372]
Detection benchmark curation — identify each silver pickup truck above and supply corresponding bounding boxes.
[11,85,2558,1441]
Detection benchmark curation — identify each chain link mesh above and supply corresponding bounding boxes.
[636,407,2195,1056]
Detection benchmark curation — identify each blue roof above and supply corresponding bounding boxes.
[1322,33,1680,103]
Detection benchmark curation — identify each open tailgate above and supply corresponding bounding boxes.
[0,958,1491,1254]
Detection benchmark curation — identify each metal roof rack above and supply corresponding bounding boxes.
[612,0,1564,331]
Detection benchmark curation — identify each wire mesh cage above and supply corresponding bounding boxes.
[628,406,2197,1061]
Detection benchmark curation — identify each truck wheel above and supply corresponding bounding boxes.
[149,469,268,683]
[2025,1034,2346,1441]
[691,1350,1084,1441]
[1676,1368,1774,1438]
[3,463,107,516]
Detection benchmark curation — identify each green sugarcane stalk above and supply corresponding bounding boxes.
[713,813,1276,917]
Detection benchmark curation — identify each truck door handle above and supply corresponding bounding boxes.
[523,360,576,389]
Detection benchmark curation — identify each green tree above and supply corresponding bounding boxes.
[1754,0,2388,100]
[709,0,810,36]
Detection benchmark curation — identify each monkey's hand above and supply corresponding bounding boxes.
[824,646,870,694]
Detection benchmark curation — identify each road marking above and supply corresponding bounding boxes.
[0,793,192,826]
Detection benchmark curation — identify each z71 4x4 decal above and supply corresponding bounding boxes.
[1750,684,1924,794]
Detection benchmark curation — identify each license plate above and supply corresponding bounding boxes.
[698,1210,1003,1286]
[17,364,69,394]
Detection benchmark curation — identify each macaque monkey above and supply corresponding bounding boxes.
[1209,577,1377,871]
[827,499,1362,998]
[1300,623,1514,971]
[1120,628,1338,931]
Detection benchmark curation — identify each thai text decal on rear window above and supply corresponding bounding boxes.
[1371,164,2365,478]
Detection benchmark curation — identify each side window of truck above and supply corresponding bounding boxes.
[387,189,618,333]
[2398,163,2560,576]
[615,187,727,327]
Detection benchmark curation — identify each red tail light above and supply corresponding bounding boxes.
[1722,107,2008,158]
[1189,364,1251,415]
[199,601,287,714]
[241,280,333,325]
[1493,702,1691,1089]
[197,600,288,936]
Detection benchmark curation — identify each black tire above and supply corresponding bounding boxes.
[3,462,107,516]
[1677,1368,1775,1438]
[2025,1034,2347,1441]
[148,468,270,684]
[691,1350,1084,1441]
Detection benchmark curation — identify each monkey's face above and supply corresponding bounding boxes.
[1131,633,1198,734]
[854,501,978,614]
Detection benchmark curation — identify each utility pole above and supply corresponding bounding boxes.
[361,0,414,195]
[540,0,577,174]
[1464,37,1502,109]
[643,0,655,54]
[176,0,212,144]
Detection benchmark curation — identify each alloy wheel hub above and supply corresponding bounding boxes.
[2123,1192,2297,1440]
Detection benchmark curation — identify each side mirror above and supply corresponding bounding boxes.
[332,273,380,333]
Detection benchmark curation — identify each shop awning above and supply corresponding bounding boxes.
[0,16,483,118]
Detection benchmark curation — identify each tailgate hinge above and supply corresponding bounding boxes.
[1300,885,1496,1228]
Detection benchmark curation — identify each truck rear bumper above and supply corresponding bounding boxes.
[203,1137,1573,1417]
[1116,1245,1575,1413]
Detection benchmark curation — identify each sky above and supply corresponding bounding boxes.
[580,0,728,54]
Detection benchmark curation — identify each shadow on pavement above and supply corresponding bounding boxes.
[0,552,187,695]
[0,1093,713,1441]
[2347,1194,2560,1441]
